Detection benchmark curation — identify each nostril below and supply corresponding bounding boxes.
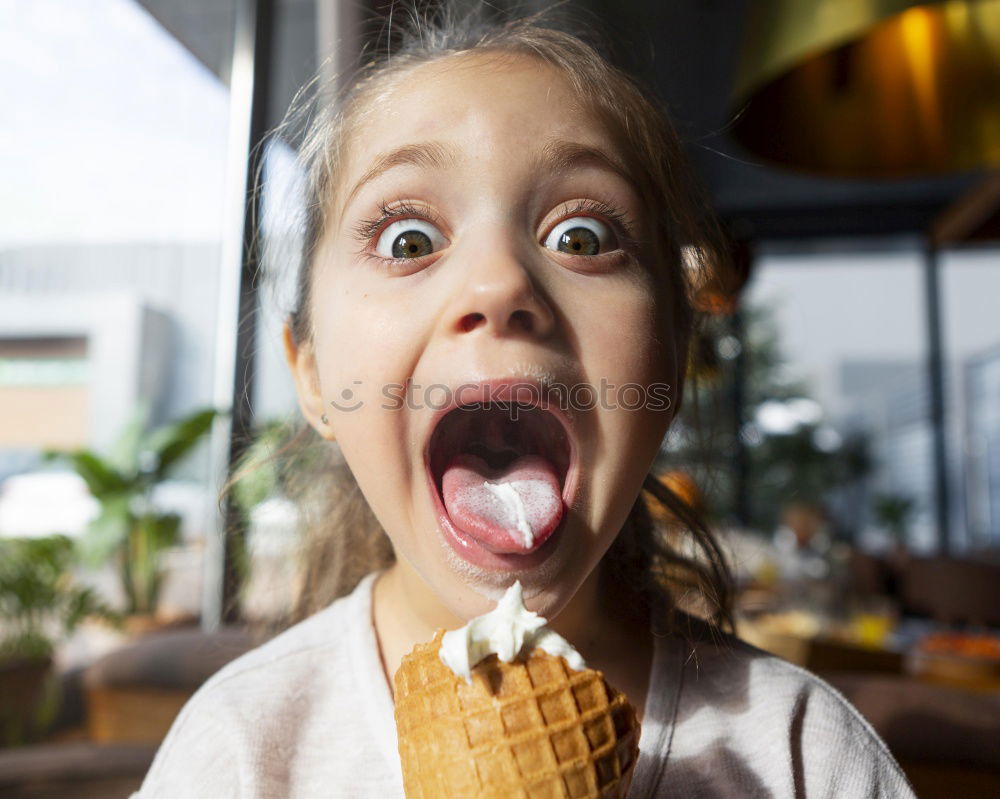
[510,309,534,332]
[457,309,537,334]
[458,312,485,333]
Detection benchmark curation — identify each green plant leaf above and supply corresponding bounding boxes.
[106,399,151,477]
[54,450,131,499]
[231,420,288,511]
[145,407,219,477]
[125,513,183,615]
[78,497,131,567]
[148,513,182,551]
[0,630,52,662]
[0,535,111,663]
[61,586,120,633]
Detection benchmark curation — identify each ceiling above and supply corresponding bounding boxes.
[136,0,988,242]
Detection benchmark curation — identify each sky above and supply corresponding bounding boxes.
[0,0,231,247]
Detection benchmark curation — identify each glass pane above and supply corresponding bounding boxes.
[742,246,937,553]
[0,0,235,620]
[942,246,1000,552]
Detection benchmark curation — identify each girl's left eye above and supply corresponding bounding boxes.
[542,216,615,256]
[374,218,449,260]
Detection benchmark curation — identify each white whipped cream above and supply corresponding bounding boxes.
[482,480,534,547]
[439,581,586,682]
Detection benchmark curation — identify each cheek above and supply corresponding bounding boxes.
[576,277,676,496]
[308,266,427,515]
[329,405,415,532]
[310,265,418,394]
[577,276,672,387]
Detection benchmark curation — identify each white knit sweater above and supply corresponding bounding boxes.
[134,571,915,797]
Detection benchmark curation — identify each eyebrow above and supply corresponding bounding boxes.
[338,137,639,219]
[339,141,460,220]
[533,138,637,192]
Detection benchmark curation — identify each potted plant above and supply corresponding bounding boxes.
[0,534,115,746]
[871,492,916,547]
[46,406,218,626]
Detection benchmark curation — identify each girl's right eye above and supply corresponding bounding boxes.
[374,218,449,260]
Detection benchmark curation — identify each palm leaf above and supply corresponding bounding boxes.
[44,450,130,499]
[145,408,219,477]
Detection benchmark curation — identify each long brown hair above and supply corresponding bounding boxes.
[263,0,735,632]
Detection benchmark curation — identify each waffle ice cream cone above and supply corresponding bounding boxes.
[393,629,641,798]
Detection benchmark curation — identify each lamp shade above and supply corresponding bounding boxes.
[730,0,1000,177]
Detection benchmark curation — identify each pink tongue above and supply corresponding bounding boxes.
[441,452,564,554]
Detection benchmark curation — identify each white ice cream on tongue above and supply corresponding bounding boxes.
[439,580,586,682]
[441,453,563,552]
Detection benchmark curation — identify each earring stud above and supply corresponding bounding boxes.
[321,413,329,424]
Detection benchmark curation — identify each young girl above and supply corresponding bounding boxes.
[136,4,914,797]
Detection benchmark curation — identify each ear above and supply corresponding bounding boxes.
[282,320,334,440]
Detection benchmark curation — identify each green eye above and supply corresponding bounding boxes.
[376,219,447,259]
[556,227,600,255]
[391,230,433,258]
[544,217,613,255]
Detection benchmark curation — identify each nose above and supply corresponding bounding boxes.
[447,239,556,339]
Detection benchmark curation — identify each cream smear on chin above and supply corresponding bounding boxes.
[438,580,586,682]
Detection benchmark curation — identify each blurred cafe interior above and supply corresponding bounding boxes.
[0,1,998,796]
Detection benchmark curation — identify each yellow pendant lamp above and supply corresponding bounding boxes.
[730,0,1000,177]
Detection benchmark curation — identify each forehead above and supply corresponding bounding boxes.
[360,51,603,145]
[334,53,628,215]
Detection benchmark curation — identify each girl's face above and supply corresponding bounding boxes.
[287,53,679,621]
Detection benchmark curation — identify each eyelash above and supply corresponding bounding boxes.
[350,199,445,250]
[349,197,640,267]
[559,198,640,253]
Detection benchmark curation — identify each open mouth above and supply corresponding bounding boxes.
[425,399,574,558]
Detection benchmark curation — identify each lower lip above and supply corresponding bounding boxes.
[425,463,577,571]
